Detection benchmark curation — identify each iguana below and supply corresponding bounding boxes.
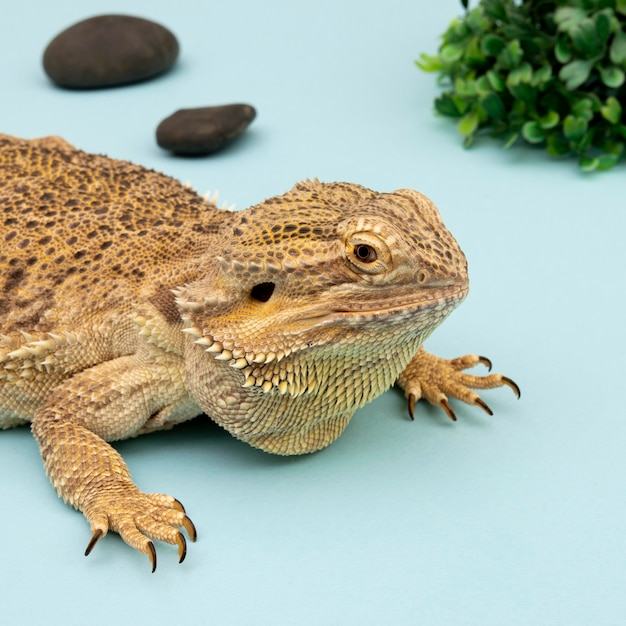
[0,134,519,571]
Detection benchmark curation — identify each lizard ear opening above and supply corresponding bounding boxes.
[250,282,276,303]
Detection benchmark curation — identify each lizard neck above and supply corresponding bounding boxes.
[184,324,430,455]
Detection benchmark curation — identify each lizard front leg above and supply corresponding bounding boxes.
[31,353,199,571]
[396,346,520,421]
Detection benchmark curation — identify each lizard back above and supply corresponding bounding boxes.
[0,135,223,425]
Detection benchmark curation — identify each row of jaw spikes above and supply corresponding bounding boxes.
[181,323,314,397]
[175,288,295,369]
[183,324,292,367]
[238,362,316,397]
[172,288,232,314]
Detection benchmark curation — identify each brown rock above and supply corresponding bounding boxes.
[43,15,179,89]
[156,104,257,155]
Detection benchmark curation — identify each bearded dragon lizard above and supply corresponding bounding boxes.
[0,134,518,571]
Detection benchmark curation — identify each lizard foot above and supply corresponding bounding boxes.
[83,490,197,572]
[397,348,520,421]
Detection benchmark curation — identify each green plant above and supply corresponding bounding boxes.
[417,0,626,171]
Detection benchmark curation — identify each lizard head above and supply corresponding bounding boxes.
[175,180,469,453]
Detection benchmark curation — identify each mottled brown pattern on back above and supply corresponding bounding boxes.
[0,134,221,335]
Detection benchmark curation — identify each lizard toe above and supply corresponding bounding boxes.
[83,489,196,571]
[448,353,492,371]
[397,348,519,420]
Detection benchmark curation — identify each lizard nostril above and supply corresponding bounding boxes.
[250,282,276,303]
[417,269,429,284]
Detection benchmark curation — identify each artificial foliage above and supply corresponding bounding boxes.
[417,0,626,170]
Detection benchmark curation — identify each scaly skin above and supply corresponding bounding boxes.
[0,134,518,571]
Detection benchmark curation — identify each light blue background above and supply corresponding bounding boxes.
[1,1,625,624]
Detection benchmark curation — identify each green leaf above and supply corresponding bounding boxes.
[601,96,623,123]
[546,133,571,156]
[605,141,625,156]
[415,53,443,72]
[508,39,523,67]
[577,128,594,152]
[563,115,588,140]
[572,98,597,121]
[508,83,538,105]
[510,100,527,118]
[594,12,611,46]
[502,132,519,149]
[507,62,533,86]
[452,94,471,115]
[481,34,506,56]
[579,155,599,171]
[466,7,490,33]
[440,43,465,63]
[541,90,569,116]
[596,153,621,170]
[480,93,506,119]
[466,36,487,65]
[522,121,545,144]
[482,0,507,21]
[454,76,477,96]
[610,29,626,63]
[532,64,553,87]
[555,38,572,63]
[538,111,560,129]
[449,18,470,43]
[599,65,625,87]
[458,108,480,136]
[559,59,594,90]
[486,70,505,91]
[434,94,462,117]
[475,75,492,97]
[554,7,588,35]
[497,39,523,69]
[579,151,621,171]
[570,18,602,57]
[618,0,626,16]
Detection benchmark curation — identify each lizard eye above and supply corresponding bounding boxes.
[345,231,391,275]
[353,244,377,263]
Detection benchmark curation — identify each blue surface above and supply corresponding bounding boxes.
[1,1,625,624]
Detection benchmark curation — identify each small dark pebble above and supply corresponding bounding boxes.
[43,14,179,89]
[156,105,257,155]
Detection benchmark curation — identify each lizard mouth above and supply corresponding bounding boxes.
[306,281,469,321]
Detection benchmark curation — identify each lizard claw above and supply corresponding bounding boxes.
[439,397,457,421]
[84,528,104,557]
[182,514,197,542]
[477,355,492,371]
[474,397,493,416]
[176,532,187,563]
[407,393,416,420]
[148,541,157,573]
[502,376,521,398]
